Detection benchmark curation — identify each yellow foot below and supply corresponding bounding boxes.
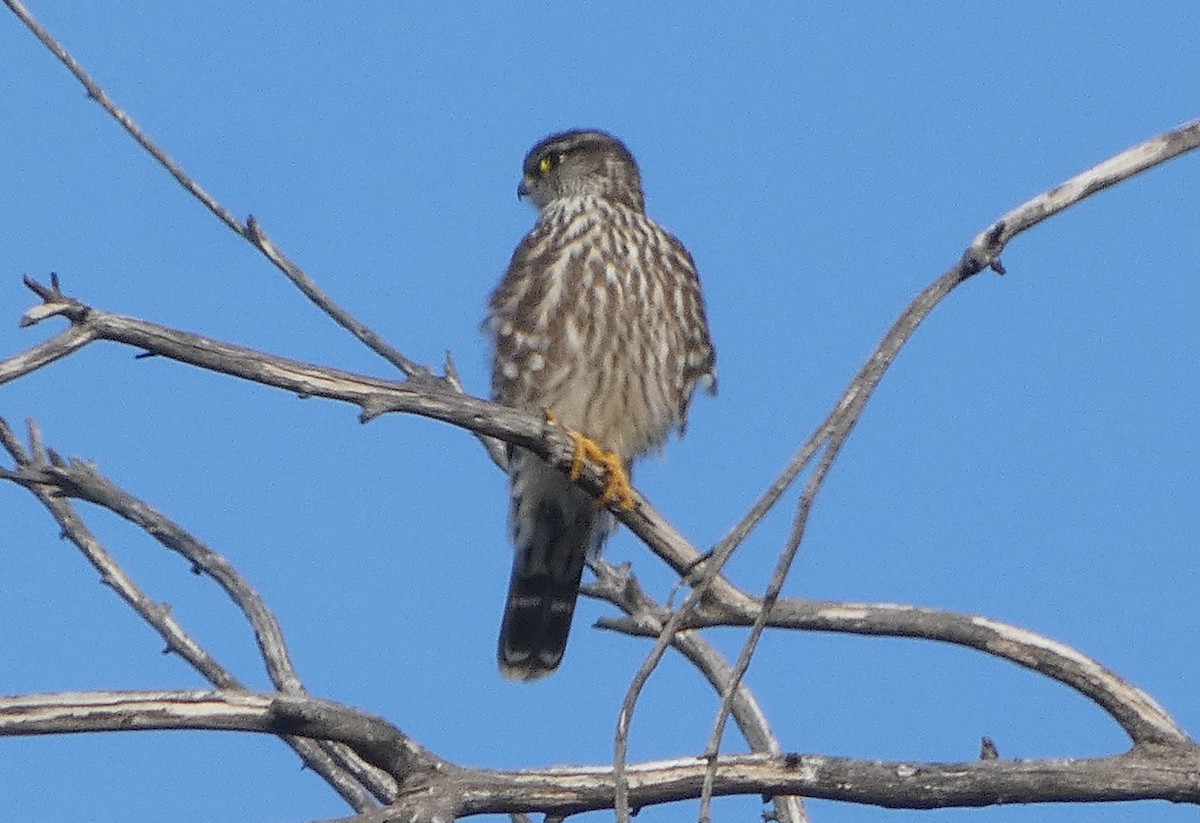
[544,410,636,511]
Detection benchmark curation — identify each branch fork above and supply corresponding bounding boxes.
[3,0,1200,817]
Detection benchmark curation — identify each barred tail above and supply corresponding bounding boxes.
[498,449,607,681]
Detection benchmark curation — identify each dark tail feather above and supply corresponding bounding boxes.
[498,451,601,681]
[497,551,585,681]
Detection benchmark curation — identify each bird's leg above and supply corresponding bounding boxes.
[572,437,636,511]
[543,410,636,511]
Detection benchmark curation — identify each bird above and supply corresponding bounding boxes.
[486,130,717,681]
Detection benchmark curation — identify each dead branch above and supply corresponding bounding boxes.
[0,420,394,809]
[4,0,1200,819]
[599,595,1191,748]
[4,275,754,613]
[671,119,1200,819]
[1,691,1197,820]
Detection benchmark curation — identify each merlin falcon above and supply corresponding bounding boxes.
[487,130,716,681]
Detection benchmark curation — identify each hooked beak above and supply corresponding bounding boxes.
[517,177,531,200]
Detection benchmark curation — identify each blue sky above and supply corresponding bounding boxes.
[3,3,1199,822]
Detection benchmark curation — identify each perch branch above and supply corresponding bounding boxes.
[6,275,754,614]
[1,8,775,806]
[6,0,1200,817]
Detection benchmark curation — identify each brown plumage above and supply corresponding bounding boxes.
[487,130,716,680]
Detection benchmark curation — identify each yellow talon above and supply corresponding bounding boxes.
[545,410,636,511]
[568,433,589,482]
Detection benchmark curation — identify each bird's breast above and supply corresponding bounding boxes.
[489,200,709,461]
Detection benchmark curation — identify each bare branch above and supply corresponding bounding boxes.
[584,562,807,823]
[3,428,299,678]
[318,748,1200,821]
[2,0,427,379]
[602,595,1191,749]
[964,117,1200,269]
[0,690,436,782]
[0,420,394,809]
[9,277,750,610]
[591,265,973,821]
[242,216,431,379]
[3,690,1196,820]
[0,323,95,385]
[688,119,1200,817]
[718,117,1200,573]
[606,554,770,823]
[0,421,238,687]
[750,597,1189,747]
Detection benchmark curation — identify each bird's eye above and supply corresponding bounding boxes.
[537,152,569,175]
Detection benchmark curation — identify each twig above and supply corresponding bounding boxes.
[2,0,427,380]
[584,561,807,823]
[0,420,388,810]
[0,322,94,385]
[666,119,1200,820]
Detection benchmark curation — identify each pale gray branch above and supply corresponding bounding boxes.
[0,322,94,385]
[0,421,239,687]
[964,117,1200,266]
[3,690,1196,821]
[2,0,425,379]
[8,276,750,613]
[602,596,1191,749]
[584,562,807,823]
[688,118,1200,818]
[319,748,1200,821]
[0,690,435,782]
[0,420,394,810]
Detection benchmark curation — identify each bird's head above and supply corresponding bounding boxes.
[517,130,645,212]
